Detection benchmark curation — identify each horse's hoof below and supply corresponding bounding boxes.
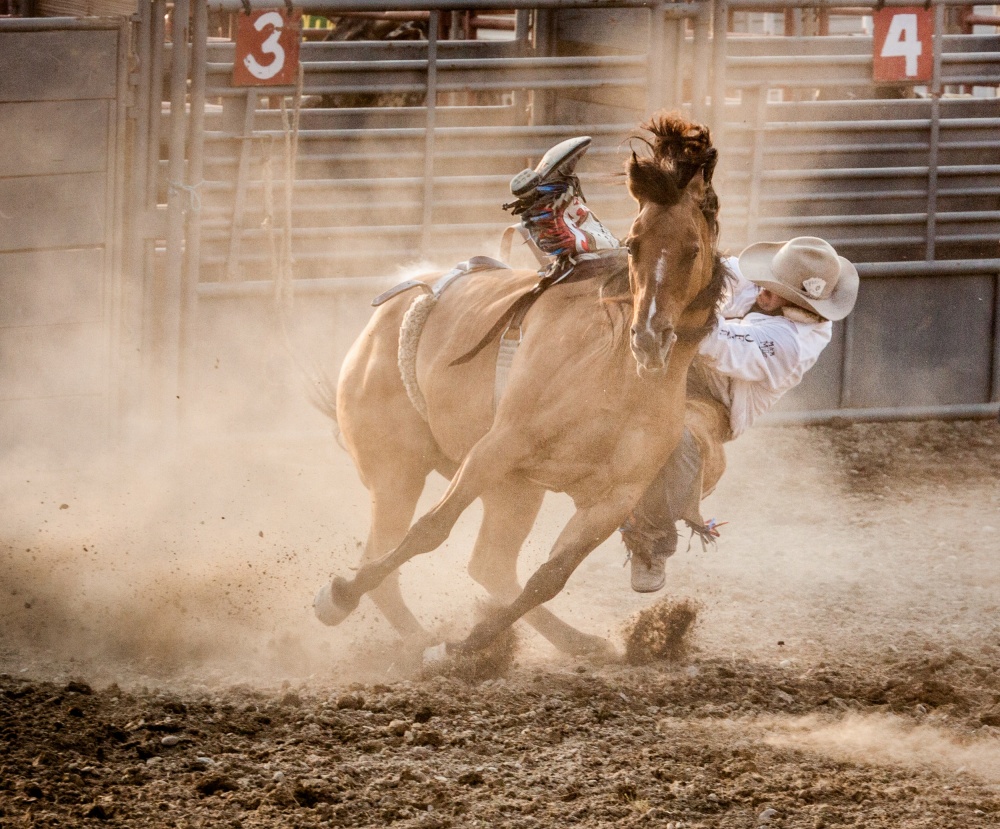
[313,579,356,627]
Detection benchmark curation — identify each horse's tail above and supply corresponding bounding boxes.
[307,367,339,425]
[274,288,343,446]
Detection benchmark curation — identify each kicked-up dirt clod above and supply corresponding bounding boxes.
[623,597,700,665]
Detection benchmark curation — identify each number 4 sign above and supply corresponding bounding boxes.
[873,7,934,83]
[233,9,301,87]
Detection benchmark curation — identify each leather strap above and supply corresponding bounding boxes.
[450,250,628,367]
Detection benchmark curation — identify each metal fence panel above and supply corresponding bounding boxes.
[846,274,995,409]
[127,0,999,437]
[0,19,127,463]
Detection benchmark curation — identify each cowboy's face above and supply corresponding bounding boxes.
[755,288,789,314]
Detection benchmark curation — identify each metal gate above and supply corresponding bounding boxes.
[128,0,705,437]
[711,2,1000,422]
[127,0,1000,439]
[0,17,129,463]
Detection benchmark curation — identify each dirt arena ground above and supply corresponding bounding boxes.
[2,417,999,827]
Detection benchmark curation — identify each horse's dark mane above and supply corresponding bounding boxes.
[599,111,728,344]
[627,112,721,238]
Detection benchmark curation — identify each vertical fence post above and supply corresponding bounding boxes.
[420,9,440,258]
[514,7,530,42]
[226,90,259,281]
[180,0,208,422]
[146,0,166,215]
[672,16,685,104]
[746,84,767,245]
[993,271,1000,404]
[130,0,152,264]
[691,1,711,122]
[532,9,556,125]
[512,8,531,121]
[647,3,666,113]
[925,1,945,262]
[163,0,191,438]
[109,17,132,446]
[122,0,153,441]
[838,313,855,409]
[139,0,167,435]
[711,0,727,142]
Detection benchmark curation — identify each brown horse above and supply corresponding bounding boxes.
[315,113,726,658]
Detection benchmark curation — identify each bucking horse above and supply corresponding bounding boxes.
[314,112,727,660]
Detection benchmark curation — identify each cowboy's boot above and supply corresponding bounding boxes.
[622,516,678,594]
[505,137,620,259]
[509,136,593,198]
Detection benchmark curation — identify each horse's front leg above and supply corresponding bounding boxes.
[318,430,523,626]
[452,484,644,655]
[469,481,616,658]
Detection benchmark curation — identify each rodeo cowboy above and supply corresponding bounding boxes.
[505,135,860,594]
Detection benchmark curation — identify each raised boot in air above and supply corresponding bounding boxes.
[504,136,620,260]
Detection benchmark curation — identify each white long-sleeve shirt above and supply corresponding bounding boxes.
[696,256,833,437]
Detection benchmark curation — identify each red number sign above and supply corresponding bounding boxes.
[872,7,934,84]
[233,9,301,87]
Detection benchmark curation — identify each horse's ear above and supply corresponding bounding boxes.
[683,166,707,201]
[626,152,647,203]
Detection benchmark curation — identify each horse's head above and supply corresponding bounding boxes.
[624,114,720,376]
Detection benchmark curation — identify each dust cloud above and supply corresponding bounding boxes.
[764,712,1000,784]
[4,388,999,693]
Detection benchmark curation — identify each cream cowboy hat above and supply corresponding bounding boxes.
[738,237,859,321]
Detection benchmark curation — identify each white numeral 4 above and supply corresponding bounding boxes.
[881,13,922,77]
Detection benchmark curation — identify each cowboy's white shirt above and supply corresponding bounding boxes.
[696,257,833,438]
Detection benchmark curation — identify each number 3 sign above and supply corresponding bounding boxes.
[233,9,301,86]
[873,7,934,83]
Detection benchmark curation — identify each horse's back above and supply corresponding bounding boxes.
[336,266,540,468]
[415,267,541,458]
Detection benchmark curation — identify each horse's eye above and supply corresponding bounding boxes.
[625,239,638,257]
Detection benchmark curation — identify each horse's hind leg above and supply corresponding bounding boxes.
[363,470,435,647]
[323,428,524,621]
[469,482,615,658]
[316,458,433,643]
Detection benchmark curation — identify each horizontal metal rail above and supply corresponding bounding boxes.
[198,210,1000,239]
[764,402,1000,426]
[204,78,646,96]
[197,172,615,190]
[749,211,1000,226]
[728,117,1000,133]
[724,165,1000,180]
[208,0,666,9]
[197,275,400,296]
[856,259,1000,277]
[207,55,648,74]
[0,16,122,30]
[202,122,635,140]
[686,188,994,206]
[725,0,994,8]
[194,260,1000,290]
